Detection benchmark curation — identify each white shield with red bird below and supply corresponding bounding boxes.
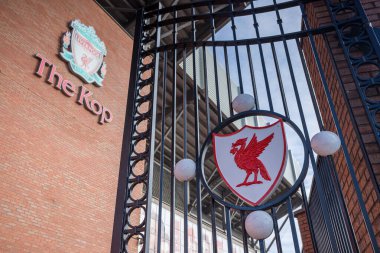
[212,120,287,206]
[71,29,104,75]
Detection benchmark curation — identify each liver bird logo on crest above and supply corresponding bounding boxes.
[230,133,274,187]
[213,120,287,206]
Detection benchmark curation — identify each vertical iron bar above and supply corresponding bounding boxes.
[318,158,343,251]
[183,47,189,253]
[270,207,282,253]
[266,211,289,253]
[208,2,222,123]
[223,45,234,117]
[301,3,379,251]
[202,45,211,133]
[170,10,177,253]
[183,48,188,159]
[229,0,244,93]
[300,183,319,252]
[246,44,259,109]
[295,39,324,130]
[286,197,301,253]
[325,156,359,251]
[270,42,289,117]
[320,157,354,252]
[211,199,218,253]
[157,50,168,253]
[249,0,274,111]
[191,5,203,253]
[225,207,233,253]
[144,5,162,253]
[324,162,352,252]
[184,181,189,253]
[240,210,249,253]
[295,38,323,253]
[259,240,265,253]
[111,8,145,253]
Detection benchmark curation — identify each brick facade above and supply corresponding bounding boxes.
[298,0,380,252]
[294,209,314,253]
[0,0,133,252]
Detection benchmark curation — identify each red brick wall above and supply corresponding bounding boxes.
[301,1,380,252]
[295,209,314,253]
[0,0,133,252]
[362,0,380,26]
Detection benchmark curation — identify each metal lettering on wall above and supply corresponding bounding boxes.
[34,53,113,124]
[32,20,113,124]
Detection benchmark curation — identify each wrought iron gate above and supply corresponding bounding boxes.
[111,0,380,252]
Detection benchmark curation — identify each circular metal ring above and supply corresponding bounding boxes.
[348,41,373,60]
[131,158,149,178]
[124,231,145,253]
[364,83,380,104]
[129,181,148,202]
[355,61,380,81]
[341,22,364,40]
[135,117,150,135]
[334,7,357,22]
[126,205,146,229]
[198,110,309,211]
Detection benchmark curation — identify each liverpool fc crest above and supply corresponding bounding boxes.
[213,120,287,206]
[60,20,107,86]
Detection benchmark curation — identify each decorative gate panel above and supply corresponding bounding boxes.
[112,1,380,252]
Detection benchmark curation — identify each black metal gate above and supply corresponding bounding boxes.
[111,0,380,252]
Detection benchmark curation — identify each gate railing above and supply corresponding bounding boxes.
[112,1,380,252]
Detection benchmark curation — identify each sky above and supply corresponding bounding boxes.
[210,0,321,251]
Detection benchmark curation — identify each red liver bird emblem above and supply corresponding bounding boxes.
[81,54,93,70]
[231,133,274,187]
[213,120,287,206]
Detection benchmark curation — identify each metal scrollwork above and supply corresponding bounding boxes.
[327,0,380,146]
[119,9,159,253]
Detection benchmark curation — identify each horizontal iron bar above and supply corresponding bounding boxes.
[143,25,335,55]
[144,0,319,19]
[104,6,137,13]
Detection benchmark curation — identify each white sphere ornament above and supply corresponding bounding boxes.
[245,211,274,240]
[311,131,341,156]
[232,94,255,113]
[174,159,196,182]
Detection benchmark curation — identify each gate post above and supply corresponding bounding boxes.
[111,5,161,252]
[111,8,144,253]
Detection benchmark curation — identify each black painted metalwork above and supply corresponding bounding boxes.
[111,8,144,253]
[111,5,161,253]
[326,0,380,147]
[301,2,379,250]
[323,0,380,195]
[308,157,358,253]
[113,0,380,252]
[199,110,310,211]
